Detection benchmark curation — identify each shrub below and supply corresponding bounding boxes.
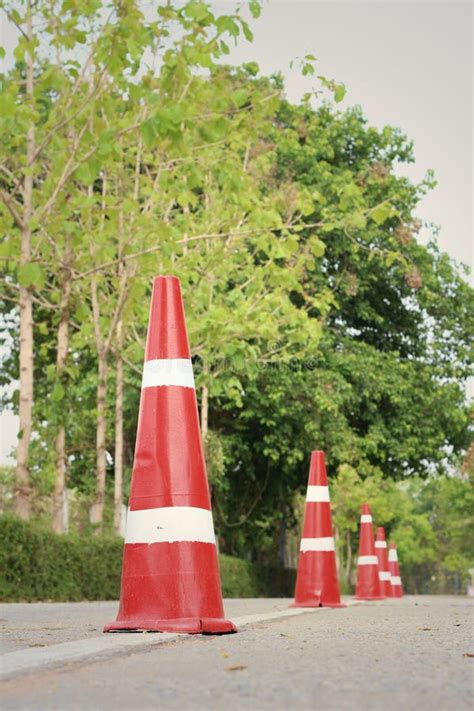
[219,553,261,598]
[0,514,122,601]
[0,515,295,601]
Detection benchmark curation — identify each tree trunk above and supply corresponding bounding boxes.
[200,382,209,441]
[15,283,33,519]
[333,524,340,573]
[278,511,287,568]
[345,529,352,586]
[90,351,108,532]
[113,319,124,536]
[52,264,72,533]
[15,1,35,520]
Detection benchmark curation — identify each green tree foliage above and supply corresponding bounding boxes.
[329,468,474,593]
[208,100,472,563]
[0,1,472,589]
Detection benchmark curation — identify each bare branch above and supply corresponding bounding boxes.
[0,190,25,230]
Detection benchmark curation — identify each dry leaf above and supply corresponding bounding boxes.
[225,665,247,672]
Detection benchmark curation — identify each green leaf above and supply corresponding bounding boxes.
[240,20,253,42]
[243,61,259,76]
[370,203,395,225]
[18,263,44,288]
[350,212,367,229]
[75,303,90,322]
[141,119,157,147]
[74,162,98,185]
[249,0,261,18]
[232,89,248,107]
[321,222,337,233]
[184,1,210,22]
[216,16,240,37]
[51,382,65,402]
[220,40,230,55]
[309,236,326,258]
[0,241,14,257]
[385,251,400,267]
[334,84,346,103]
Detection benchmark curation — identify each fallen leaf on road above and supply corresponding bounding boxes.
[225,665,247,672]
[220,650,229,658]
[463,653,474,658]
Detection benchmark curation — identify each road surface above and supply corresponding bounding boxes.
[1,596,472,710]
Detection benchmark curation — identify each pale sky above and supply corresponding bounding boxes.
[1,1,472,463]
[214,0,473,273]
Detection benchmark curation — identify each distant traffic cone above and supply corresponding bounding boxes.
[388,543,404,598]
[375,527,391,597]
[104,276,236,634]
[355,503,385,600]
[291,451,345,608]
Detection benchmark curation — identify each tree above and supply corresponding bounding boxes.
[207,101,472,562]
[1,0,279,528]
[1,3,471,561]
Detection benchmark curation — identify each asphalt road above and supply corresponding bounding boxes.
[1,596,472,710]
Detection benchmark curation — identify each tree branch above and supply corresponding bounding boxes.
[72,220,324,281]
[0,190,25,230]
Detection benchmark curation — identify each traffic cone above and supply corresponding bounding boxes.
[388,543,404,598]
[375,527,391,597]
[355,503,385,600]
[104,276,236,634]
[291,451,345,608]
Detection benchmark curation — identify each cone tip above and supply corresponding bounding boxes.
[146,275,190,360]
[152,274,181,288]
[376,526,386,539]
[309,450,328,485]
[361,502,371,515]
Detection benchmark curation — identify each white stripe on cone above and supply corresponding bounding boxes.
[306,485,330,502]
[357,555,378,565]
[388,549,398,562]
[142,359,195,389]
[300,537,335,552]
[375,541,387,548]
[125,506,216,544]
[360,514,372,523]
[379,571,391,581]
[391,576,402,585]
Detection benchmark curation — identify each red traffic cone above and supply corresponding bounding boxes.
[291,451,345,608]
[104,276,236,634]
[375,527,391,597]
[355,503,385,600]
[388,543,404,598]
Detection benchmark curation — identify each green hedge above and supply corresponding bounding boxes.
[0,515,295,601]
[0,514,123,601]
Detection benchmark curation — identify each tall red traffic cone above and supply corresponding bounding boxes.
[104,276,236,634]
[388,543,404,598]
[375,527,391,597]
[291,451,345,608]
[355,503,385,600]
